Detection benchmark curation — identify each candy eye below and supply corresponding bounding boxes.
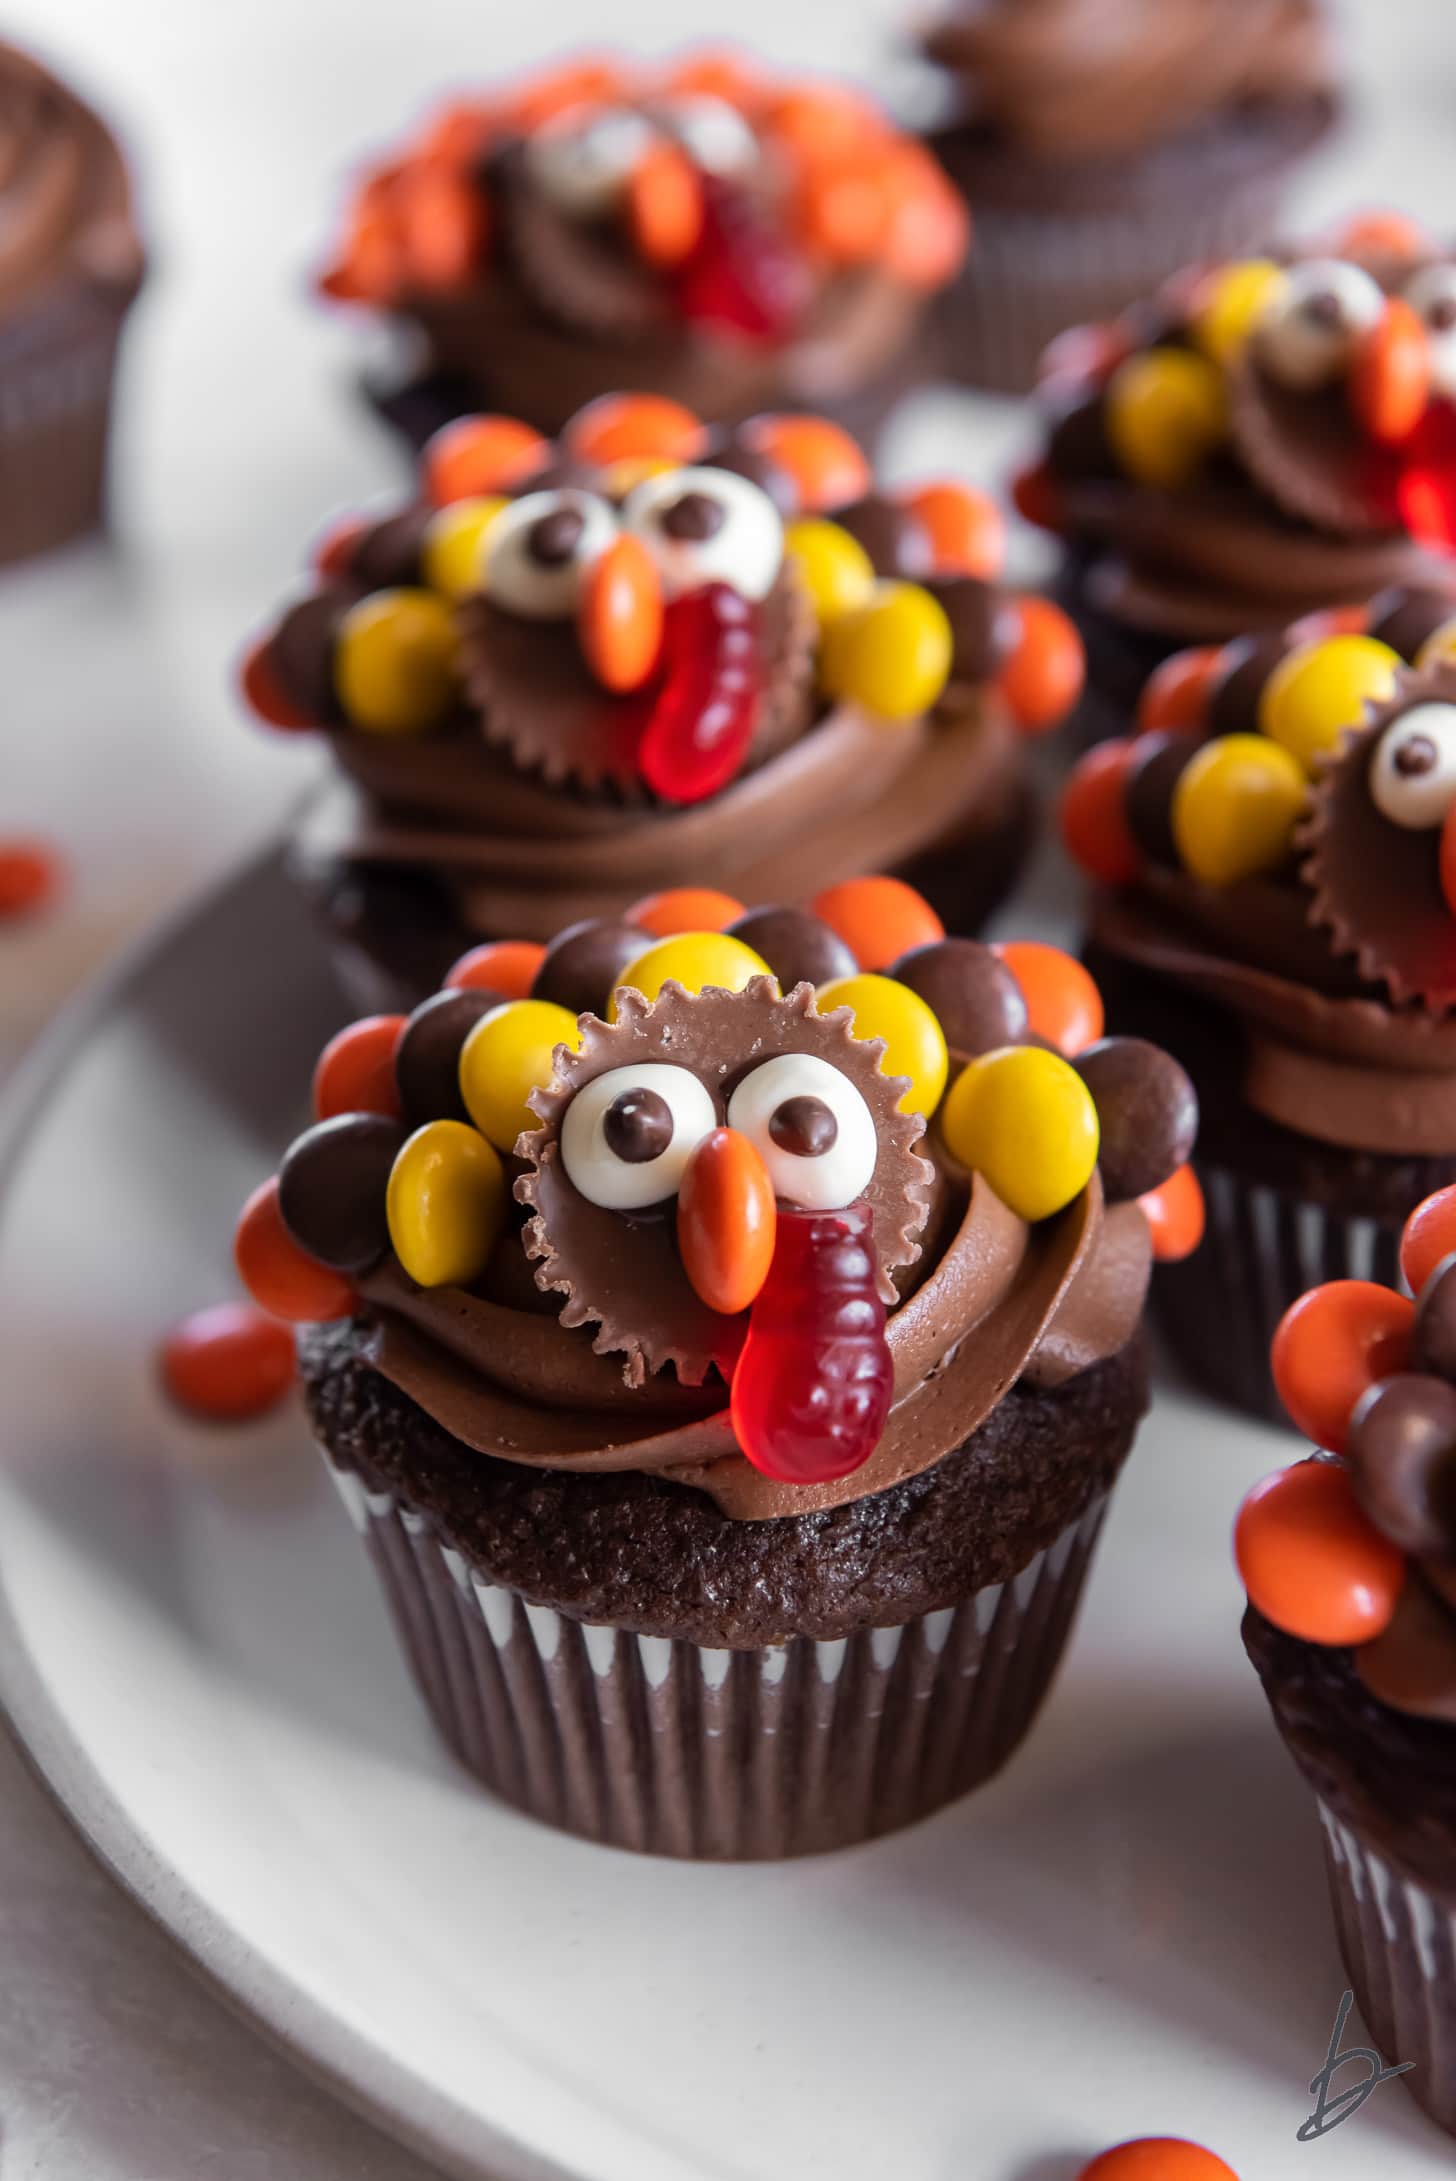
[1255,259,1384,391]
[481,489,618,618]
[525,104,653,217]
[1405,263,1456,397]
[653,95,757,177]
[560,1063,717,1210]
[726,1053,876,1211]
[1369,702,1456,827]
[622,465,782,601]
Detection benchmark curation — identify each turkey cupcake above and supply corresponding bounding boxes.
[1020,212,1456,740]
[317,50,968,450]
[1238,1181,1456,2139]
[1060,594,1456,1421]
[240,392,1084,1014]
[0,39,145,565]
[919,0,1336,394]
[234,880,1198,1857]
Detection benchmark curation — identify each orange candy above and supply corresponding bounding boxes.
[997,595,1085,733]
[1010,461,1064,531]
[678,1128,777,1314]
[423,414,546,506]
[1137,645,1221,734]
[1334,208,1428,261]
[629,887,746,936]
[1235,1458,1406,1647]
[1038,319,1128,387]
[764,83,876,165]
[398,163,488,289]
[234,1179,357,1325]
[1271,1280,1415,1454]
[502,59,628,133]
[312,1015,406,1121]
[160,1301,297,1423]
[1351,297,1430,445]
[811,876,943,971]
[994,941,1104,1056]
[1400,1182,1456,1293]
[1288,600,1369,645]
[903,481,1004,580]
[741,414,869,514]
[418,101,493,165]
[566,393,706,469]
[1079,2142,1239,2181]
[1139,1164,1205,1262]
[0,837,62,918]
[239,638,317,732]
[659,51,763,108]
[578,535,664,692]
[797,161,889,266]
[881,155,969,288]
[628,141,704,269]
[445,938,547,998]
[313,513,369,580]
[1060,740,1144,886]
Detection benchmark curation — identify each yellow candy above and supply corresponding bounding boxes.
[611,932,773,1016]
[784,517,875,630]
[819,581,953,722]
[1258,634,1401,773]
[815,972,948,1118]
[421,495,507,597]
[1172,732,1307,886]
[386,1120,505,1289]
[459,999,583,1152]
[1105,348,1229,490]
[940,1045,1099,1224]
[1416,616,1456,670]
[334,587,458,736]
[1190,259,1287,366]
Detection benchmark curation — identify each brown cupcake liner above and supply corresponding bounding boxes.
[327,1456,1109,1859]
[1154,1162,1404,1427]
[0,282,132,565]
[939,175,1289,396]
[1319,1800,1456,2138]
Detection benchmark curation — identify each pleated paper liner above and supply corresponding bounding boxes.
[329,1460,1110,1860]
[0,282,133,566]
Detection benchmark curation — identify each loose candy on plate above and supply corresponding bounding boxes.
[159,1303,296,1423]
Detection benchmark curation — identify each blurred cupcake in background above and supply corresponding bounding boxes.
[1020,211,1456,739]
[0,39,145,565]
[240,392,1084,1013]
[919,0,1336,392]
[1061,596,1456,1421]
[317,50,968,450]
[1239,1180,1456,2138]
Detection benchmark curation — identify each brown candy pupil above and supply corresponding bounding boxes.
[1394,733,1440,777]
[603,1086,674,1164]
[1300,288,1345,328]
[660,490,725,541]
[1429,297,1456,333]
[769,1094,838,1157]
[527,506,587,565]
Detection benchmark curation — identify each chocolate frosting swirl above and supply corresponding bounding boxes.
[0,41,142,309]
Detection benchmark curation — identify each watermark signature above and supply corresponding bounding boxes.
[1297,1990,1414,2141]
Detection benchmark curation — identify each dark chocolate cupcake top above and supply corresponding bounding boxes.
[0,39,143,311]
[236,878,1197,1520]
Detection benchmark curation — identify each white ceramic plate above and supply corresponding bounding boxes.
[0,850,1447,2181]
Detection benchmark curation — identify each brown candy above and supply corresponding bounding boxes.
[889,938,1028,1056]
[531,918,651,1019]
[395,987,502,1126]
[1073,1036,1198,1201]
[1125,729,1197,866]
[1205,630,1292,738]
[349,506,432,591]
[932,577,1018,682]
[1347,1371,1456,1556]
[702,436,797,515]
[834,494,931,580]
[1043,382,1114,481]
[1366,584,1456,664]
[726,906,855,993]
[268,592,344,722]
[1415,1254,1456,1380]
[277,1113,405,1271]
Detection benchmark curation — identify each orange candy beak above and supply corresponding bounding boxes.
[677,1127,778,1316]
[1350,297,1431,446]
[577,534,665,693]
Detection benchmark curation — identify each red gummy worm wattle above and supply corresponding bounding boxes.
[671,174,802,340]
[730,1201,894,1484]
[639,583,762,804]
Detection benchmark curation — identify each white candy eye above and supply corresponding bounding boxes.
[481,489,618,619]
[1405,263,1456,398]
[726,1054,877,1211]
[1255,259,1385,392]
[654,95,757,177]
[1369,703,1456,828]
[622,465,782,601]
[560,1064,717,1211]
[524,103,653,217]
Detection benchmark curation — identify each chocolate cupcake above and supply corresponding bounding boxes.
[316,51,967,449]
[0,41,144,566]
[1021,211,1456,741]
[240,392,1085,1014]
[921,0,1336,394]
[234,883,1197,1857]
[1060,592,1456,1422]
[1238,1184,1456,2138]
